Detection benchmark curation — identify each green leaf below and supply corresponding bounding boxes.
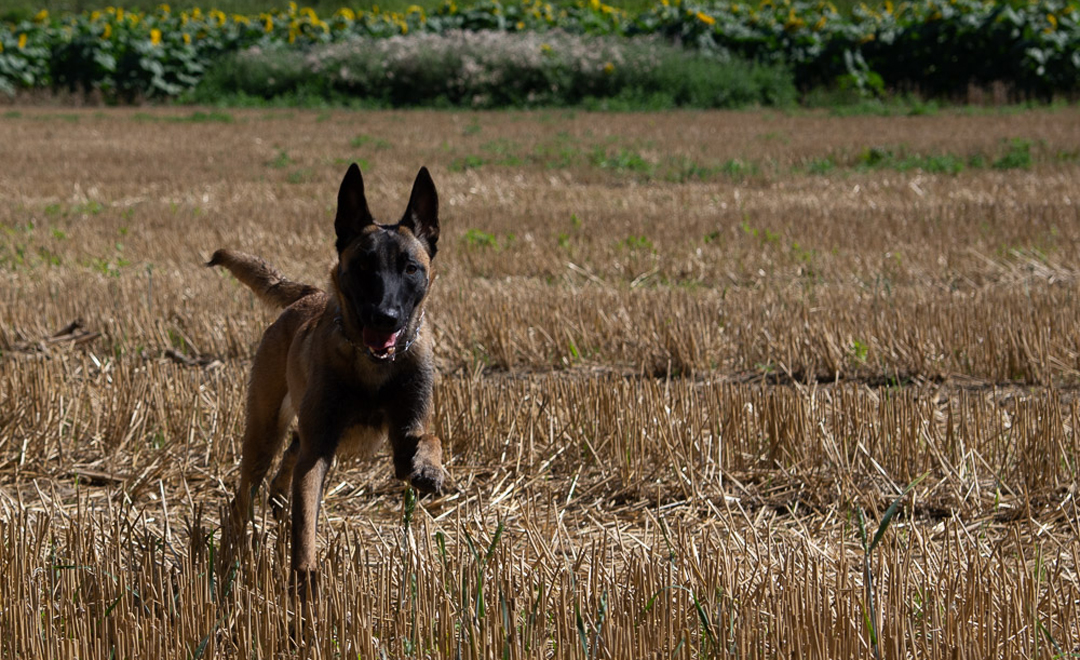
[869,471,928,553]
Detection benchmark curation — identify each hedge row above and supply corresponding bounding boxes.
[1,0,1078,101]
[192,30,797,108]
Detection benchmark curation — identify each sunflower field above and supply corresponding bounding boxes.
[1,0,1079,101]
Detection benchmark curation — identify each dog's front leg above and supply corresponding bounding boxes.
[391,431,445,494]
[289,438,334,601]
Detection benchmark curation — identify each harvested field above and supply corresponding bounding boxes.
[1,107,1079,658]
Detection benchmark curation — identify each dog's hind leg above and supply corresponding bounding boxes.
[269,430,300,520]
[220,324,293,575]
[234,355,292,520]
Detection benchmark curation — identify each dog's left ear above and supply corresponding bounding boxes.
[400,167,439,259]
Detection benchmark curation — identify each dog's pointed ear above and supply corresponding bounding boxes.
[335,163,374,252]
[400,167,439,259]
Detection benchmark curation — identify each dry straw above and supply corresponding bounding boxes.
[1,107,1078,657]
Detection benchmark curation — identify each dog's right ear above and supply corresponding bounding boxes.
[334,163,374,252]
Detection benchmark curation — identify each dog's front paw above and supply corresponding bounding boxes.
[394,433,445,494]
[409,462,445,495]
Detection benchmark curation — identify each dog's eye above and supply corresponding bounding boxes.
[405,263,419,275]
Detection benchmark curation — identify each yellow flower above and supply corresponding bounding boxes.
[233,15,249,25]
[210,9,227,25]
[540,42,552,52]
[697,10,715,24]
[90,10,101,21]
[1046,13,1057,30]
[34,9,48,22]
[884,0,893,14]
[407,4,424,13]
[814,14,826,29]
[288,1,298,15]
[603,61,615,74]
[300,7,317,20]
[590,0,600,10]
[516,20,525,29]
[183,33,191,44]
[151,28,162,45]
[159,3,170,13]
[116,8,124,21]
[102,23,112,39]
[784,7,805,30]
[18,33,27,49]
[265,16,274,32]
[0,41,3,53]
[336,7,356,20]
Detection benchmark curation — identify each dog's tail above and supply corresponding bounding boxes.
[207,249,321,309]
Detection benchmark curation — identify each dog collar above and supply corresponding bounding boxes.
[401,309,425,355]
[334,310,425,362]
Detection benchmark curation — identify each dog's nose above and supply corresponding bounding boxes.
[365,307,401,330]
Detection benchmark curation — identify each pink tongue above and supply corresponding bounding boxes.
[363,328,400,352]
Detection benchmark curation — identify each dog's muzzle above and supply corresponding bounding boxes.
[336,311,424,362]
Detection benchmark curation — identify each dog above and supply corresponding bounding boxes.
[210,163,445,595]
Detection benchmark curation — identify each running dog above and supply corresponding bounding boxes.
[210,163,445,594]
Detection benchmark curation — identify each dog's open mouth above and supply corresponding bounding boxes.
[362,327,401,360]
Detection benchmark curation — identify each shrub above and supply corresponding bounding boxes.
[194,30,796,109]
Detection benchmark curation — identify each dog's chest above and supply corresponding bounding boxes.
[352,357,395,391]
[336,420,388,460]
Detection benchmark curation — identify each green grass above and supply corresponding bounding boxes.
[992,139,1034,170]
[856,147,966,174]
[349,134,392,150]
[448,154,485,172]
[132,110,234,123]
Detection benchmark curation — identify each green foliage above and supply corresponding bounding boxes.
[857,146,966,174]
[132,109,233,122]
[462,228,499,248]
[449,154,486,171]
[350,133,391,150]
[194,31,794,109]
[993,138,1034,170]
[592,146,654,174]
[3,0,1079,102]
[804,156,836,174]
[619,235,654,251]
[633,0,1080,98]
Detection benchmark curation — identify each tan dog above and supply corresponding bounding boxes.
[211,164,445,594]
